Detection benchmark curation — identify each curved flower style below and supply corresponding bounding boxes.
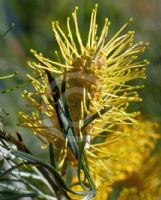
[18,4,150,197]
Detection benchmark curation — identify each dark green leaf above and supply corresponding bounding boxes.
[0,192,38,200]
[11,150,73,194]
[0,75,41,94]
[49,143,56,168]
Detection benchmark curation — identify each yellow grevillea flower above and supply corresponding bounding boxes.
[91,120,160,200]
[115,149,161,200]
[19,5,148,133]
[18,4,149,177]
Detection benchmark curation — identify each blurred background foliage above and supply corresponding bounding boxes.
[0,0,161,148]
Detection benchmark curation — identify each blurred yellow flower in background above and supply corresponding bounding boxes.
[92,120,160,199]
[112,148,161,200]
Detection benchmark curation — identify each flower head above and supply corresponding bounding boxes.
[18,4,150,193]
[20,4,148,137]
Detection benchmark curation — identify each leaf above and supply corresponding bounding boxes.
[0,72,18,80]
[0,75,41,94]
[46,71,78,157]
[0,192,38,200]
[11,150,72,193]
[46,71,60,114]
[0,158,4,167]
[61,71,78,142]
[61,70,73,125]
[0,162,25,177]
[0,23,14,39]
[82,191,96,200]
[49,143,57,168]
[77,134,87,189]
[45,71,96,198]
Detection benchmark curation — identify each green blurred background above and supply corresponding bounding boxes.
[0,0,161,148]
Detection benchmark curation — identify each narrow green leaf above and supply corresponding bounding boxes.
[0,75,41,94]
[0,72,18,80]
[49,143,57,168]
[82,191,96,200]
[0,162,25,177]
[11,150,73,193]
[77,135,87,190]
[46,71,78,157]
[0,192,38,200]
[61,71,78,143]
[0,158,4,167]
[0,23,14,39]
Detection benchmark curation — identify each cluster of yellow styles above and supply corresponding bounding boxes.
[17,5,160,200]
